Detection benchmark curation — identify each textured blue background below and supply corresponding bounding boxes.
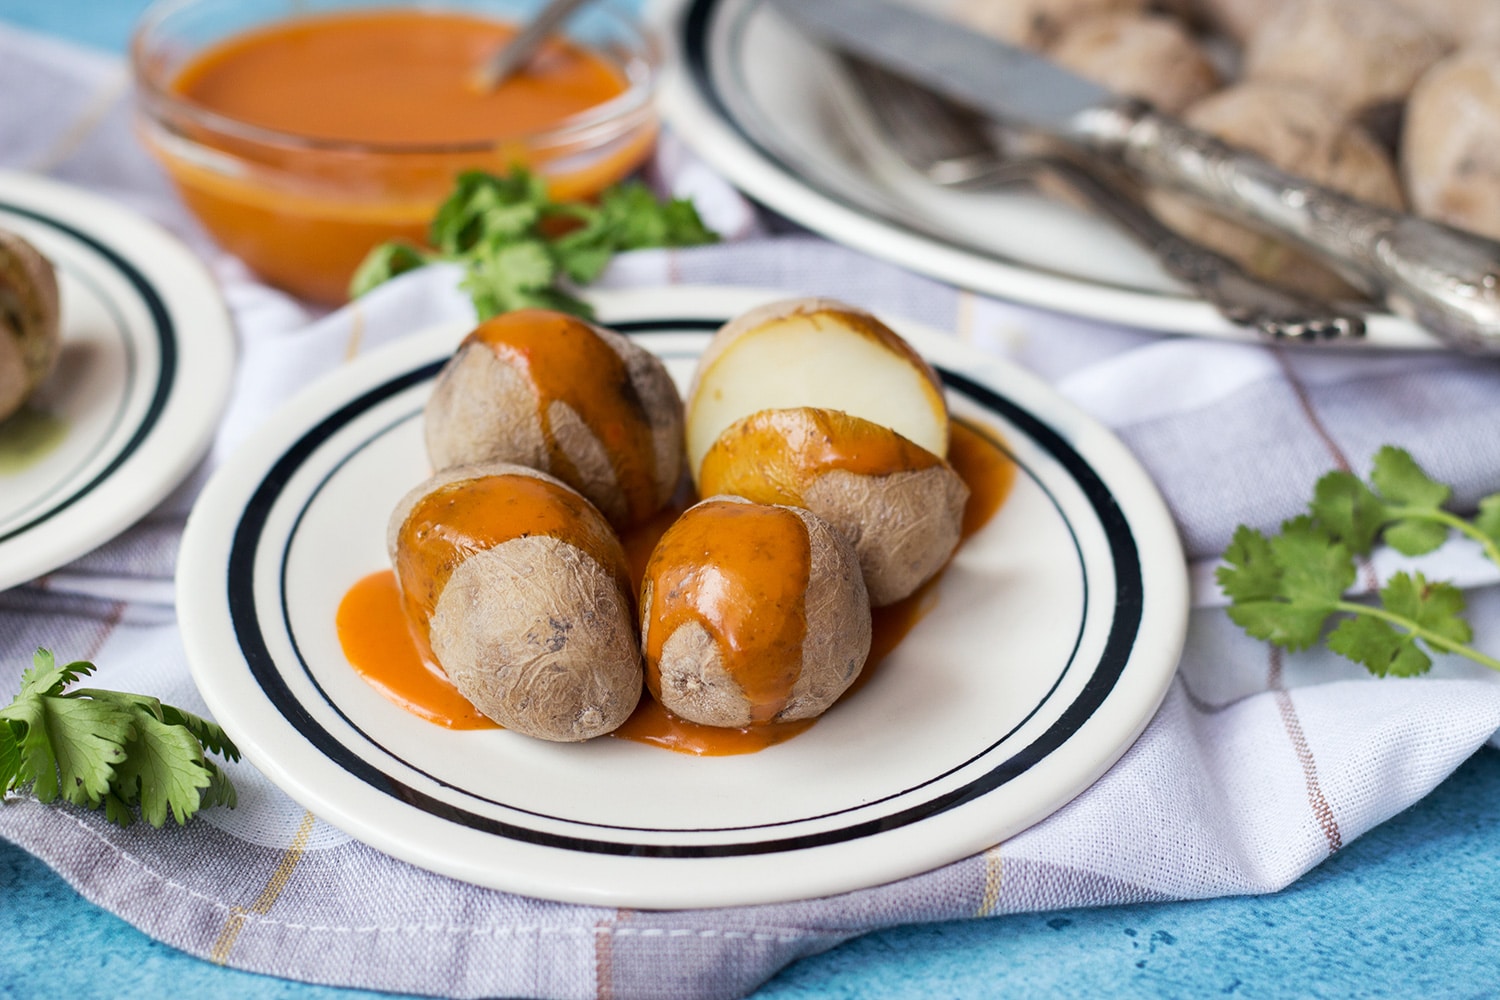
[3,1,1500,997]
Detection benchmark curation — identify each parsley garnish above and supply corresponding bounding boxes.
[349,167,719,318]
[0,649,240,827]
[1217,446,1500,676]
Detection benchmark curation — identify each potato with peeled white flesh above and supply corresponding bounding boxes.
[699,407,969,607]
[424,309,684,529]
[640,495,871,729]
[388,462,642,742]
[0,229,61,423]
[684,298,949,485]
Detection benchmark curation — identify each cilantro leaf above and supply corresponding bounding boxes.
[1310,470,1386,554]
[1474,494,1500,554]
[1220,449,1500,677]
[1370,445,1451,510]
[1216,518,1352,651]
[1326,614,1432,677]
[1,650,240,828]
[353,166,719,315]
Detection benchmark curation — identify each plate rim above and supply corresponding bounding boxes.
[646,0,1443,352]
[0,169,236,590]
[177,285,1189,908]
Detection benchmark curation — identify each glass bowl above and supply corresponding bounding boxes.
[131,0,660,304]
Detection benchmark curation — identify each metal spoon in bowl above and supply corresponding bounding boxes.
[472,0,594,92]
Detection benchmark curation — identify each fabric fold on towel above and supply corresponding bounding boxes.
[4,24,1500,1000]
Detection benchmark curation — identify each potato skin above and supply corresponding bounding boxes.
[698,408,970,607]
[685,296,951,480]
[0,229,60,422]
[1243,0,1449,116]
[1048,12,1221,115]
[640,496,871,729]
[1402,49,1500,242]
[423,309,684,529]
[388,462,642,742]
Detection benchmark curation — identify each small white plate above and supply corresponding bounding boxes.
[649,0,1444,351]
[177,286,1188,909]
[0,170,235,591]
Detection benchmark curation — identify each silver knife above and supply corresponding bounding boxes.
[765,0,1500,353]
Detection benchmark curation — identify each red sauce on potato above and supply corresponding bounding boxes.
[640,499,813,725]
[467,311,664,526]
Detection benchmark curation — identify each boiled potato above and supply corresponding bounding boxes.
[1146,81,1405,300]
[0,229,60,423]
[699,407,969,607]
[640,495,871,728]
[1385,0,1500,49]
[952,0,1155,48]
[388,462,642,742]
[684,298,949,484]
[1402,48,1500,242]
[1048,12,1222,115]
[1192,0,1295,44]
[1243,0,1449,117]
[423,309,684,529]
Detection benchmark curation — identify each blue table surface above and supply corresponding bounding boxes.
[4,2,1500,997]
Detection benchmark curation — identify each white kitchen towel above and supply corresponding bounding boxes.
[4,24,1500,1000]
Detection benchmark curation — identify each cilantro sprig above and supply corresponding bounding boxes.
[0,649,240,828]
[1217,446,1500,677]
[350,167,718,318]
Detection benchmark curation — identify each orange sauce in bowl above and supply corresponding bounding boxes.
[144,9,656,302]
[335,419,1018,754]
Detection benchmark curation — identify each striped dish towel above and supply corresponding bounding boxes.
[4,24,1500,1000]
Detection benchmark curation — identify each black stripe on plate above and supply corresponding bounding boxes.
[0,201,177,544]
[228,321,1142,858]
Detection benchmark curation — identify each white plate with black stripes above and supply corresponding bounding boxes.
[177,286,1188,909]
[0,170,234,592]
[649,0,1443,351]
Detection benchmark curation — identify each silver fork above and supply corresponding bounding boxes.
[842,57,1368,343]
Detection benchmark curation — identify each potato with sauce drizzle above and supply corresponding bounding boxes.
[388,462,642,742]
[423,309,684,530]
[640,495,871,729]
[698,407,969,607]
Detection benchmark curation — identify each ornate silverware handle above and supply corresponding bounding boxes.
[1069,102,1500,353]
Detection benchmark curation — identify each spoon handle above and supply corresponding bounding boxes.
[473,0,594,92]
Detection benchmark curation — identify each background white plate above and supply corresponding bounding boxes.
[177,286,1188,909]
[0,170,235,591]
[650,0,1444,351]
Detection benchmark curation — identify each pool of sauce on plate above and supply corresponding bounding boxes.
[336,419,1017,754]
[0,406,68,474]
[157,10,653,302]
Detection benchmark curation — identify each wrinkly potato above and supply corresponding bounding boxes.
[685,297,950,484]
[640,495,871,729]
[0,229,60,423]
[1191,0,1295,44]
[1243,0,1450,117]
[1048,12,1222,115]
[1146,81,1405,300]
[388,462,642,742]
[1402,48,1500,242]
[951,0,1155,48]
[698,407,969,607]
[424,309,684,529]
[1385,0,1500,48]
